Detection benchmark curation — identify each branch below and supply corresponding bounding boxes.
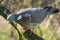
[24,29,44,40]
[10,22,23,40]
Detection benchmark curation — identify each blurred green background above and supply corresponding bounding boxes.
[0,0,60,40]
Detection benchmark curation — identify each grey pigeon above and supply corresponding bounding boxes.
[7,6,59,29]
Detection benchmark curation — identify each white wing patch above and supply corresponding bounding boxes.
[17,15,22,20]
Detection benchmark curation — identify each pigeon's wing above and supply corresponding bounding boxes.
[31,9,47,23]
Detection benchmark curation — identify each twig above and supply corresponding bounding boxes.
[10,22,23,40]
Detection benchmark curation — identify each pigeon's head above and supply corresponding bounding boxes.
[7,14,16,22]
[44,6,59,15]
[7,14,22,22]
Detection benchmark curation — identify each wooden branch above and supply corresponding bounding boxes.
[24,29,44,40]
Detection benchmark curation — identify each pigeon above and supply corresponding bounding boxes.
[7,6,59,29]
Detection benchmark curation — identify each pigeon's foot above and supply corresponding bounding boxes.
[23,28,34,35]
